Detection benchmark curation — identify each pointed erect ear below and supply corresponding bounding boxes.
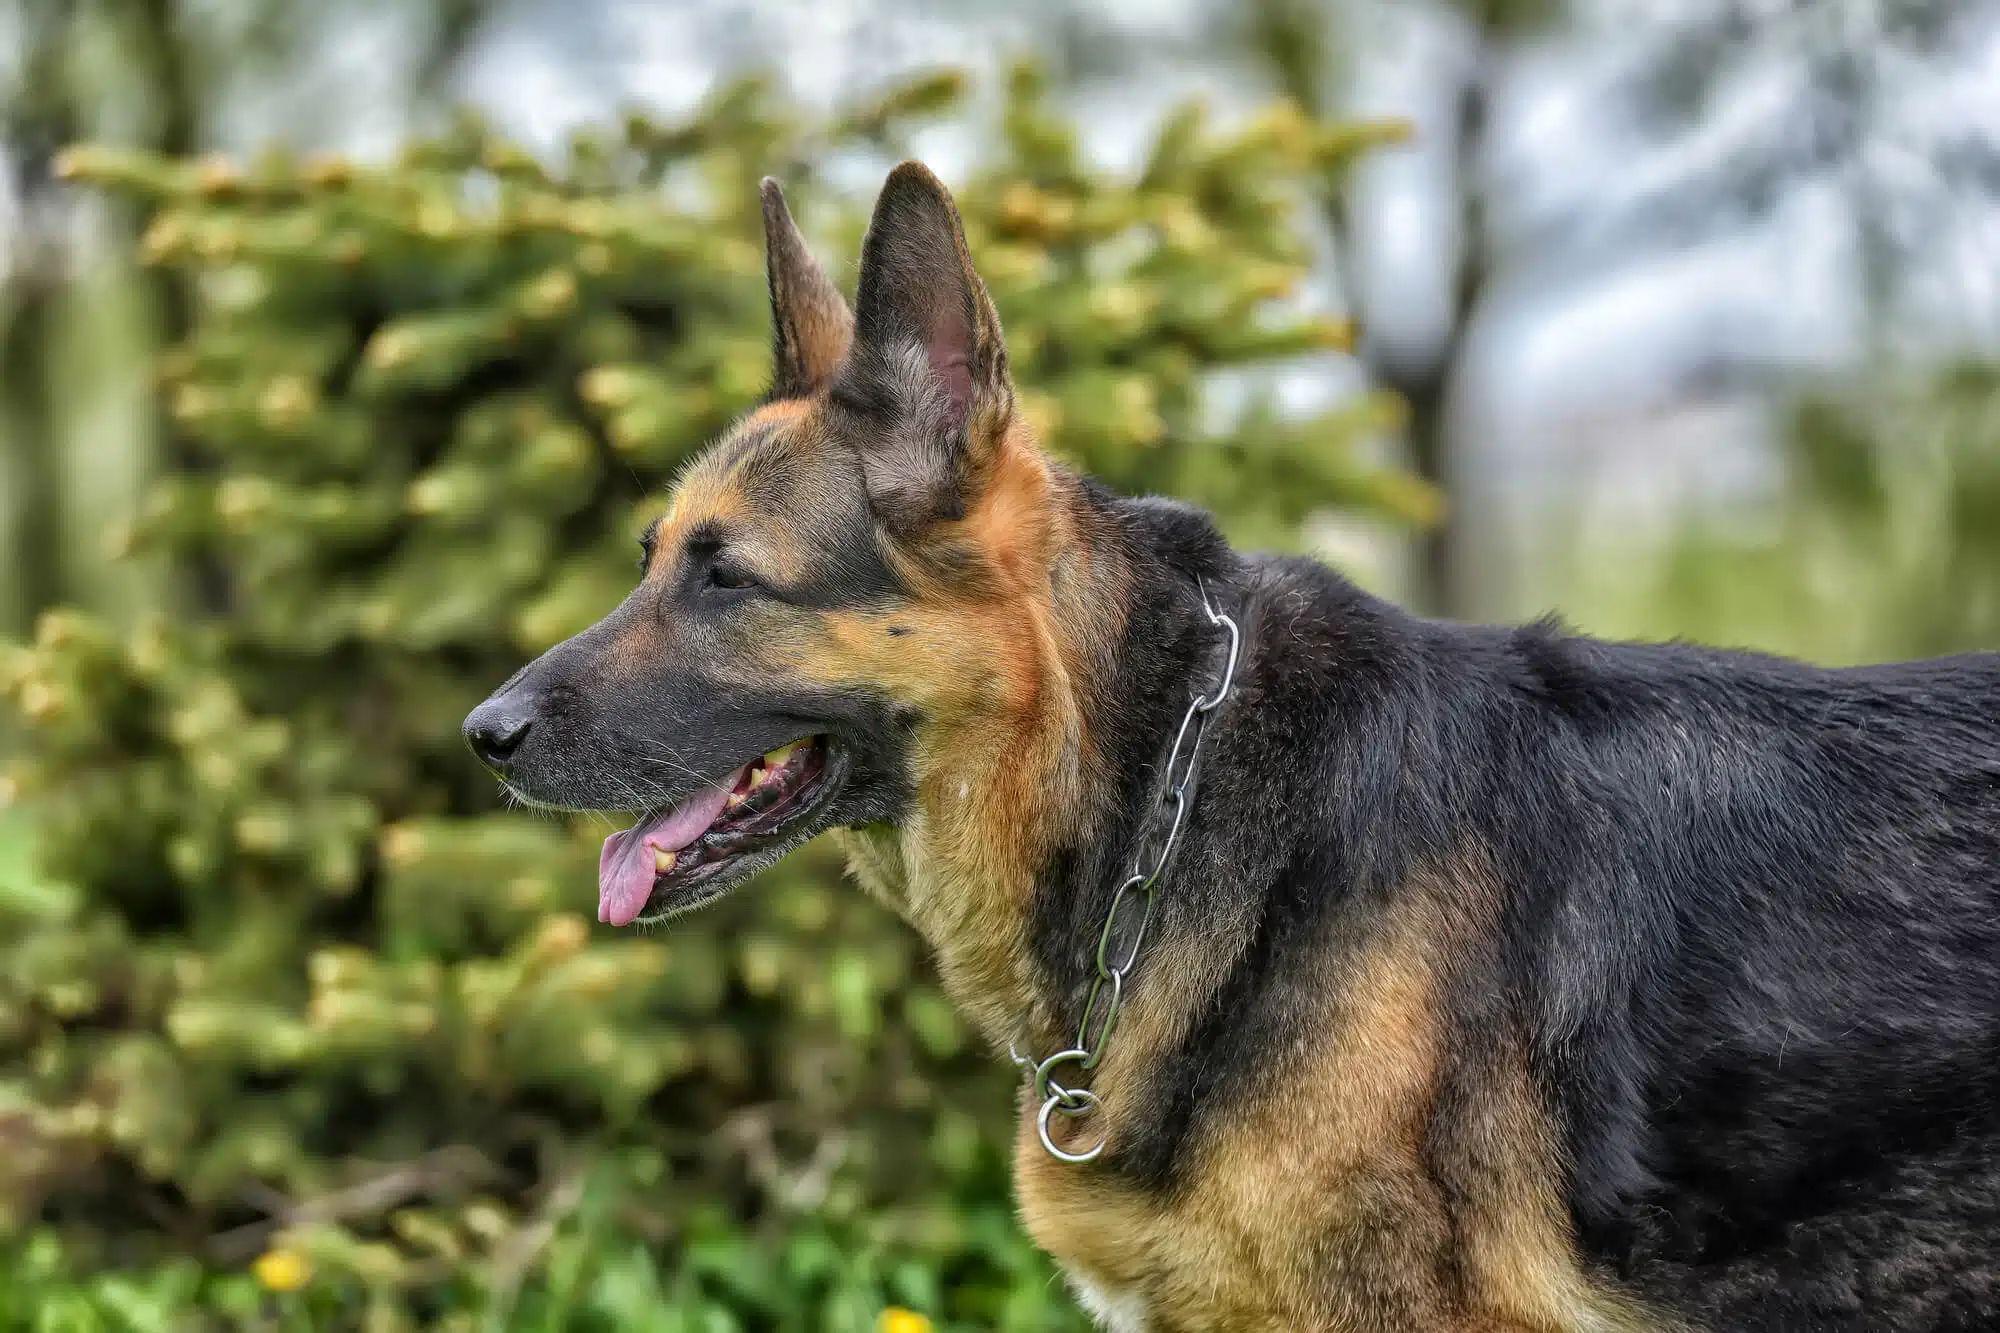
[761,178,854,399]
[836,161,1016,532]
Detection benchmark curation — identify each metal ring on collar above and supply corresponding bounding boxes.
[1037,1089,1105,1163]
[1033,1047,1093,1105]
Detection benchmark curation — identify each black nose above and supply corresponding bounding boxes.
[463,691,534,769]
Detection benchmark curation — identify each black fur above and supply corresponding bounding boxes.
[1027,483,2000,1331]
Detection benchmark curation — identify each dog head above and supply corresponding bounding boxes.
[465,163,1086,925]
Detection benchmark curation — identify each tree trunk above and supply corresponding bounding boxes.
[130,0,240,615]
[1,270,64,631]
[1287,24,1495,619]
[1364,60,1491,620]
[1383,356,1459,616]
[1,2,80,633]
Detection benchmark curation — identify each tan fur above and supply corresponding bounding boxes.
[1015,865,1663,1333]
[744,398,811,426]
[827,430,1117,1040]
[761,178,855,393]
[647,452,746,555]
[643,403,841,593]
[1448,1057,1661,1332]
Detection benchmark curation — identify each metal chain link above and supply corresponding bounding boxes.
[1010,578,1241,1164]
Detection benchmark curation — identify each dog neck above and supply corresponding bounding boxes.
[840,454,1247,1104]
[1016,488,1251,1158]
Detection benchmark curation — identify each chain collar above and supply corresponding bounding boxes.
[1009,577,1241,1164]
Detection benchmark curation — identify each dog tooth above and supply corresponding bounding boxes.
[763,741,797,768]
[653,847,677,873]
[726,791,746,809]
[748,766,770,789]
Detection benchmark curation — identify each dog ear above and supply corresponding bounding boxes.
[836,161,1016,533]
[760,178,854,399]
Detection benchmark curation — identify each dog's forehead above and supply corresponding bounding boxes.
[665,400,853,530]
[647,400,888,604]
[641,396,904,607]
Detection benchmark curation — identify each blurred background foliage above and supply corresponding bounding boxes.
[1551,360,2000,664]
[2,0,1997,1328]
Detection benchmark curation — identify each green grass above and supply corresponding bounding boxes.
[1,1201,1086,1333]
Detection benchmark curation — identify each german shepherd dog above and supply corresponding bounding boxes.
[464,163,2000,1331]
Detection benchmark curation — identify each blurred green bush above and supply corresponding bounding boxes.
[1553,359,2000,665]
[0,66,1418,1329]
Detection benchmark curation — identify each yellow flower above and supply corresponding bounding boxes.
[877,1310,933,1333]
[254,1248,312,1293]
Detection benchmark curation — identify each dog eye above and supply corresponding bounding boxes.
[708,563,758,592]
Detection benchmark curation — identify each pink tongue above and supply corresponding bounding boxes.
[596,771,740,926]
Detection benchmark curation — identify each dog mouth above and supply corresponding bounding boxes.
[595,735,842,926]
